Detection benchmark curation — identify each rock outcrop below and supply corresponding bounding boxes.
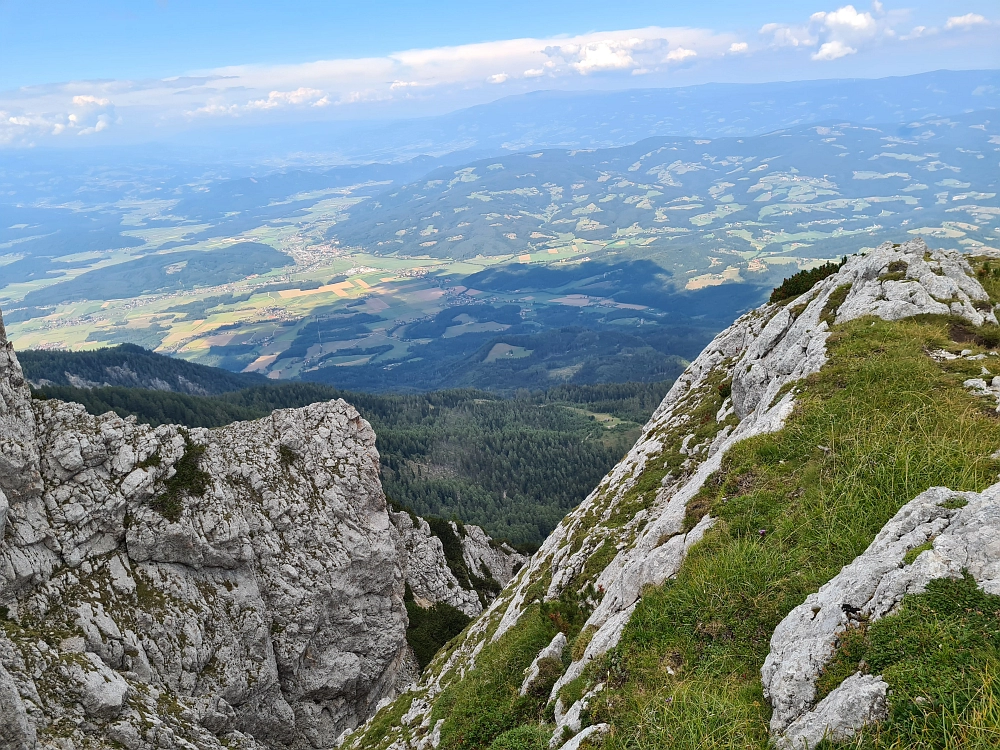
[391,513,522,618]
[342,238,1000,750]
[0,307,522,750]
[763,482,1000,748]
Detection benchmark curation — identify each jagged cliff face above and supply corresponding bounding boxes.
[345,238,1000,750]
[0,309,522,750]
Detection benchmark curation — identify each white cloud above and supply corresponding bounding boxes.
[813,40,858,59]
[666,47,698,62]
[811,5,877,35]
[945,13,988,29]
[3,8,993,144]
[762,3,893,62]
[72,95,111,107]
[0,26,737,139]
[901,25,930,39]
[246,87,328,109]
[0,93,117,143]
[570,40,640,73]
[759,22,815,47]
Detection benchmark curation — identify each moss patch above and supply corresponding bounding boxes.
[820,283,851,326]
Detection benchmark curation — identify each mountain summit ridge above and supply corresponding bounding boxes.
[345,238,1000,750]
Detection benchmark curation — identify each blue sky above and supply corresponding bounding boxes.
[1,0,997,146]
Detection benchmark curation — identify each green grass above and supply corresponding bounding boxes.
[486,724,552,750]
[585,314,1000,749]
[843,575,1000,750]
[430,604,559,750]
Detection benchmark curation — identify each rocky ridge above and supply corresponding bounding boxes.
[344,238,1000,750]
[0,311,522,750]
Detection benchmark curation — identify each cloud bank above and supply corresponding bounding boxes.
[0,3,995,147]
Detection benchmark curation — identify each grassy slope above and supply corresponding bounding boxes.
[354,264,1000,749]
[594,314,1000,749]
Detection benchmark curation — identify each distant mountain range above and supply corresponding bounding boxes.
[172,69,1000,162]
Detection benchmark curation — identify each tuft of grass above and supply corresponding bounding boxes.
[487,725,552,750]
[903,540,935,566]
[972,257,1000,304]
[820,284,852,326]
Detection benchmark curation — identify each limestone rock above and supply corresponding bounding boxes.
[555,723,610,750]
[392,513,524,617]
[0,312,521,750]
[72,652,131,719]
[763,482,1000,744]
[0,658,35,749]
[777,673,889,750]
[392,513,481,616]
[549,684,602,748]
[520,632,566,696]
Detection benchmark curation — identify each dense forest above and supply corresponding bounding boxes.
[33,380,669,546]
[18,343,265,393]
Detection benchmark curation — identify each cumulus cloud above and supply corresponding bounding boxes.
[571,40,640,73]
[728,41,749,53]
[247,87,329,109]
[812,5,877,35]
[945,13,988,29]
[191,87,331,116]
[813,40,858,60]
[487,73,509,83]
[761,3,894,61]
[666,47,697,62]
[0,93,117,143]
[759,22,816,47]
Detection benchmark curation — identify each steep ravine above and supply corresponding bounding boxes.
[0,314,522,750]
[345,238,1000,750]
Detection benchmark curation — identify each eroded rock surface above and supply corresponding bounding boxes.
[763,482,1000,747]
[0,307,521,750]
[392,514,523,618]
